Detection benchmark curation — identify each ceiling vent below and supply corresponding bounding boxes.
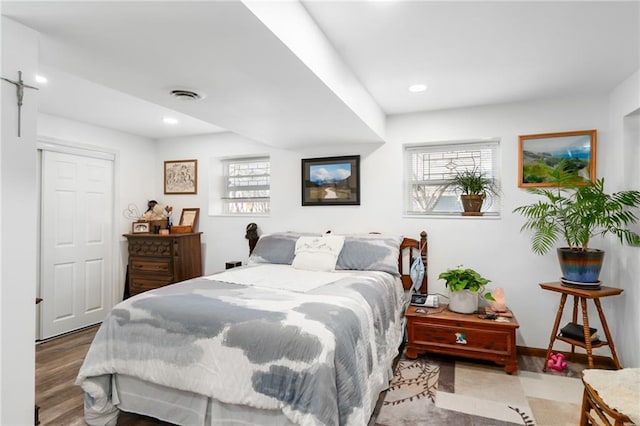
[170,89,203,101]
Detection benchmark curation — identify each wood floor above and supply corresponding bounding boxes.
[35,325,169,425]
[36,325,94,425]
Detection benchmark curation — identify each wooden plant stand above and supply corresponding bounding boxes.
[540,282,623,371]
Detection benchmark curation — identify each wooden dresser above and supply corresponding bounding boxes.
[124,233,203,296]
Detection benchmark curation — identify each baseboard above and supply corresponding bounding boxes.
[517,345,617,369]
[35,323,101,345]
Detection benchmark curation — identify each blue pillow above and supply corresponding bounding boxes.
[248,232,318,265]
[335,234,403,276]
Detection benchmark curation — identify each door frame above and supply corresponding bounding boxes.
[36,136,119,340]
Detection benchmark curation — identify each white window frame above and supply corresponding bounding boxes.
[404,139,501,216]
[220,156,270,215]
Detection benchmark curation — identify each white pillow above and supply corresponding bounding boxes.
[292,235,345,272]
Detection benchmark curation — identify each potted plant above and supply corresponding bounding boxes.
[513,169,640,285]
[438,266,494,313]
[448,167,499,215]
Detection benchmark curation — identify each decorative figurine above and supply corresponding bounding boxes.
[141,200,165,221]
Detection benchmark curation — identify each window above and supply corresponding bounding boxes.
[404,140,500,216]
[221,157,270,214]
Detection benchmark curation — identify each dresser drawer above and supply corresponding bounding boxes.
[128,239,172,257]
[130,258,172,274]
[410,321,512,354]
[129,275,174,295]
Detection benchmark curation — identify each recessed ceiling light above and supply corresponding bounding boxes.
[35,75,48,84]
[162,117,178,125]
[408,84,427,93]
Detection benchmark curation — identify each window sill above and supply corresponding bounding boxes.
[209,213,271,218]
[403,213,501,220]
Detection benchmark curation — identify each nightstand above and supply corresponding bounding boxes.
[405,305,520,374]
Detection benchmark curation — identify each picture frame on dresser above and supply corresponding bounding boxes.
[131,221,150,233]
[179,208,199,231]
[164,159,198,194]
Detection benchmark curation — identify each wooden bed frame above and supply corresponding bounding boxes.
[399,230,428,294]
[247,228,428,294]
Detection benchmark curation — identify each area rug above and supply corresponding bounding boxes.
[373,356,540,426]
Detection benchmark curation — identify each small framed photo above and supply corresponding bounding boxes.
[518,129,597,188]
[301,155,360,206]
[164,159,198,194]
[131,221,150,234]
[179,208,200,231]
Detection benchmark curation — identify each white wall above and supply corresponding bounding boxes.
[1,16,38,425]
[387,95,635,359]
[607,69,640,367]
[37,114,158,302]
[155,94,629,355]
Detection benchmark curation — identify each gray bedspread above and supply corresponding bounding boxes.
[76,266,405,426]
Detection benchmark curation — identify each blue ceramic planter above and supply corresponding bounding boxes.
[557,248,604,283]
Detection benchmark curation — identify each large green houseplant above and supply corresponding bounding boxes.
[513,169,640,284]
[449,168,499,215]
[438,266,494,313]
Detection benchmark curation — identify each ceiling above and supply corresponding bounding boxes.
[2,1,638,148]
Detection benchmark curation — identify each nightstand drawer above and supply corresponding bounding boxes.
[411,321,511,353]
[131,258,172,274]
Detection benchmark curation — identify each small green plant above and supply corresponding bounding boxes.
[449,167,499,196]
[438,265,495,300]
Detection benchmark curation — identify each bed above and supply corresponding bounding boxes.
[77,230,427,426]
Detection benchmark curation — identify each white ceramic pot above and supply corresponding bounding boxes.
[448,290,478,314]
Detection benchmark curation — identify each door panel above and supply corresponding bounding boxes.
[41,150,114,339]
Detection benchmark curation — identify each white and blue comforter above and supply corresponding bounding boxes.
[76,265,405,426]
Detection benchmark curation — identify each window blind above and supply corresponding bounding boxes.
[222,156,270,214]
[404,140,500,215]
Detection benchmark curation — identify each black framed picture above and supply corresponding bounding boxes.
[301,155,360,206]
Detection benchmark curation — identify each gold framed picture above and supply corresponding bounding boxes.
[518,129,597,188]
[164,159,197,194]
[131,221,150,233]
[179,208,200,231]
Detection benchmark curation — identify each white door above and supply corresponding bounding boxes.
[41,150,114,339]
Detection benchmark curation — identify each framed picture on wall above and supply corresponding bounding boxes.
[301,155,360,206]
[164,159,198,194]
[518,129,597,188]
